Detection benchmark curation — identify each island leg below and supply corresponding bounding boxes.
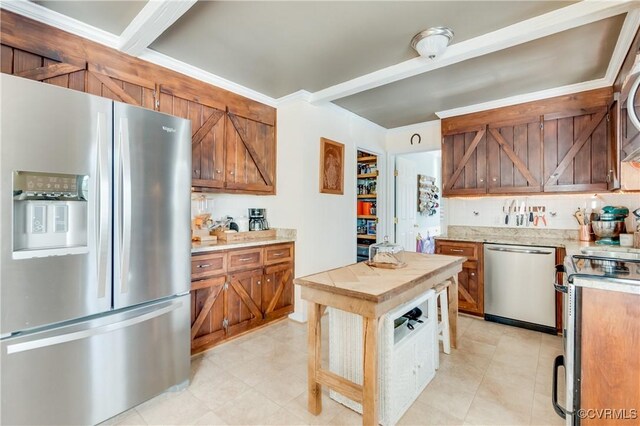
[448,276,458,349]
[307,302,323,415]
[362,316,379,426]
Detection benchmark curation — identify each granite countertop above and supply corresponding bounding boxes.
[435,234,594,254]
[191,228,296,254]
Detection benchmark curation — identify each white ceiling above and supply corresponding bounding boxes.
[22,1,640,128]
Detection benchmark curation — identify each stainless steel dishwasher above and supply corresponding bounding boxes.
[484,243,557,334]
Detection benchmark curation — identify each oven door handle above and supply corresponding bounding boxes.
[552,355,568,419]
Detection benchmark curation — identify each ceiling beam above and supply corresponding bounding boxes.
[310,0,639,104]
[119,0,197,57]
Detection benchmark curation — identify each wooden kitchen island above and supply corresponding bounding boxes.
[294,252,465,425]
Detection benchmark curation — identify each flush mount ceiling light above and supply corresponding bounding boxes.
[411,27,454,59]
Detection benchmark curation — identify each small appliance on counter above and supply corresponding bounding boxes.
[249,208,269,231]
[591,206,628,245]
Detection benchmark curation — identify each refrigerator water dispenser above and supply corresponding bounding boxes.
[13,171,88,259]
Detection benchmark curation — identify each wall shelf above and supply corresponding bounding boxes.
[357,215,377,220]
[357,172,378,179]
[357,194,377,199]
[357,155,377,163]
[357,234,377,240]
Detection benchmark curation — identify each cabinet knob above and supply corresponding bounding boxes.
[267,278,271,282]
[229,171,234,175]
[470,272,475,276]
[492,178,497,182]
[216,169,221,174]
[194,169,199,174]
[257,280,261,285]
[479,178,484,183]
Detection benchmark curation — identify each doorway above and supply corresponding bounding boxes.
[394,151,443,252]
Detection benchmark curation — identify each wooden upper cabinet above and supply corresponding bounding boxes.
[487,119,543,193]
[158,87,226,188]
[543,108,610,192]
[225,113,276,194]
[442,127,487,196]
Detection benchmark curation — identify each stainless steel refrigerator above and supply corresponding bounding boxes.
[1,74,192,425]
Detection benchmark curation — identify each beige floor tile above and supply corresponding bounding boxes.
[456,335,497,358]
[193,410,228,425]
[540,333,563,348]
[136,390,210,425]
[465,392,531,426]
[225,355,289,386]
[99,409,147,426]
[417,376,476,420]
[284,392,352,425]
[189,372,251,411]
[399,399,466,425]
[484,358,537,390]
[214,388,281,425]
[463,320,506,346]
[204,341,261,370]
[530,392,564,425]
[262,407,309,425]
[492,334,540,371]
[327,407,363,426]
[253,372,307,406]
[473,374,535,424]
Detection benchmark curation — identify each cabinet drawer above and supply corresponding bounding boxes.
[228,248,263,271]
[437,243,477,260]
[191,252,227,279]
[264,243,293,265]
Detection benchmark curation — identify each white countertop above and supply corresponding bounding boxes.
[191,237,295,254]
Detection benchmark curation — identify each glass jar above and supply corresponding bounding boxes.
[368,236,405,266]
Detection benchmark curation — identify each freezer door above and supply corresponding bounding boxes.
[1,295,190,425]
[113,102,191,309]
[0,74,112,335]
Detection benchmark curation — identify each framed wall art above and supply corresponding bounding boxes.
[319,137,344,195]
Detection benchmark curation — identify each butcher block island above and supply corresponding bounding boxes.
[294,252,464,425]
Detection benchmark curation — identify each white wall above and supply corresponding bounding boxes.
[194,99,387,322]
[396,151,443,237]
[446,193,640,234]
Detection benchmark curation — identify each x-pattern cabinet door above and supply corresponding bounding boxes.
[262,263,294,321]
[486,119,543,194]
[226,268,263,336]
[442,126,487,196]
[225,113,276,194]
[190,276,226,352]
[158,86,226,188]
[543,108,610,192]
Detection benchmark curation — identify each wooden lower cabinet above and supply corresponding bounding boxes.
[190,243,295,354]
[435,240,484,316]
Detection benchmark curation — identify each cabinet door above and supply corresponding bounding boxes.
[414,324,436,392]
[543,108,610,192]
[86,66,155,110]
[226,268,263,336]
[158,88,226,188]
[442,126,487,196]
[457,263,483,316]
[262,263,294,321]
[486,119,542,193]
[390,341,416,421]
[225,113,276,194]
[191,276,226,353]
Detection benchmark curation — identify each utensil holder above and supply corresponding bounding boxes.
[578,225,593,242]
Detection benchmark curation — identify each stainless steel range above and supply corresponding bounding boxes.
[553,249,640,425]
[1,74,192,425]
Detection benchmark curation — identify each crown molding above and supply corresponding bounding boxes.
[435,78,611,119]
[310,0,637,104]
[276,90,312,105]
[386,119,440,135]
[119,0,197,56]
[139,50,277,107]
[0,0,119,48]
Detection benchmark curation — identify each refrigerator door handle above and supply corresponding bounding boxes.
[118,117,132,295]
[6,300,183,355]
[96,112,109,299]
[552,355,569,419]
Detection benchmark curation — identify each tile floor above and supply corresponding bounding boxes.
[103,315,565,426]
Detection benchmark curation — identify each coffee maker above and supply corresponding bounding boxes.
[249,208,269,231]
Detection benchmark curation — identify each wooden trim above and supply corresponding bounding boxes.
[444,128,486,190]
[307,302,323,415]
[88,70,140,105]
[442,88,613,134]
[362,316,379,425]
[544,110,607,186]
[228,112,273,187]
[190,284,223,340]
[192,109,224,146]
[229,279,263,319]
[488,186,542,194]
[488,128,540,187]
[543,183,609,193]
[316,369,363,403]
[16,62,83,81]
[88,62,154,89]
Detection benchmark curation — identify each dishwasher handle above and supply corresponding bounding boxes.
[486,246,553,255]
